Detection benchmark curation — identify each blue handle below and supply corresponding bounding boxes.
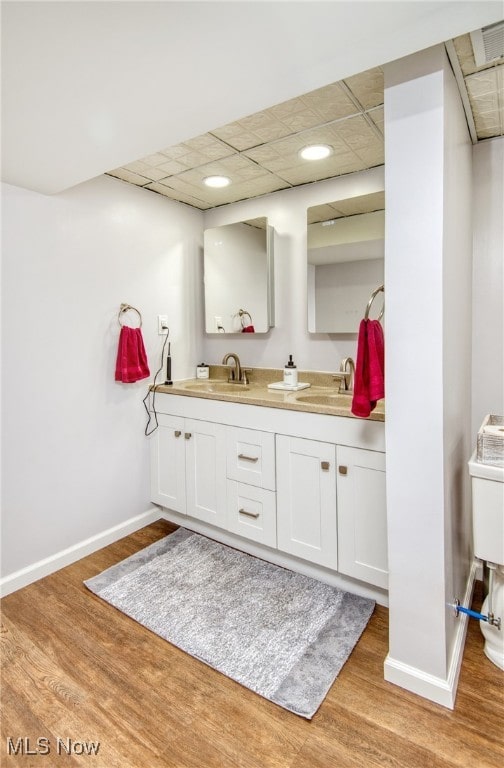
[456,605,488,622]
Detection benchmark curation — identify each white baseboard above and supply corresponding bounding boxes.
[0,507,161,598]
[384,560,478,709]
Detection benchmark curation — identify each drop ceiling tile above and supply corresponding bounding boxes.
[107,168,150,186]
[344,67,384,109]
[141,152,174,167]
[144,182,211,209]
[121,160,169,182]
[276,108,328,133]
[164,154,285,198]
[211,118,287,151]
[474,117,502,138]
[156,159,190,176]
[332,114,382,153]
[244,124,354,173]
[356,144,385,167]
[238,110,283,133]
[277,154,365,186]
[184,133,235,159]
[466,68,500,98]
[248,121,296,144]
[297,82,359,121]
[453,33,477,76]
[158,144,196,160]
[368,106,384,134]
[161,171,289,207]
[210,128,262,152]
[154,135,234,165]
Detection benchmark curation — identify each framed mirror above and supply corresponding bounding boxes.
[204,217,275,334]
[307,192,385,333]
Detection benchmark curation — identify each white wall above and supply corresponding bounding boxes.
[384,45,473,706]
[201,167,385,372]
[1,175,203,580]
[472,137,504,438]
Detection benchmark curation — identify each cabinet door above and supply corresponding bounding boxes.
[276,435,337,569]
[336,446,388,588]
[185,418,227,527]
[150,414,186,513]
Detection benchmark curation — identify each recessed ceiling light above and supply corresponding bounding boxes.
[299,144,333,161]
[203,175,231,188]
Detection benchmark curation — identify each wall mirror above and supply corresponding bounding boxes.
[307,192,385,333]
[204,217,275,334]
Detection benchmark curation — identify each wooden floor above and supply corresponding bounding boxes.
[2,521,503,768]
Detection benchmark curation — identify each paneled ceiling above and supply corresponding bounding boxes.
[107,28,503,212]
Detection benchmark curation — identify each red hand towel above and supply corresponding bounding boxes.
[241,325,255,333]
[351,319,384,418]
[115,326,150,383]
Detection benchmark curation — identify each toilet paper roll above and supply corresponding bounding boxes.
[483,425,504,438]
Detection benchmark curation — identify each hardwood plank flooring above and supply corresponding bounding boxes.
[1,520,503,768]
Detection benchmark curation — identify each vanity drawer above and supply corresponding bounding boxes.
[226,427,275,490]
[226,481,276,547]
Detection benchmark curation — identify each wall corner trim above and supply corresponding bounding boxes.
[0,507,162,597]
[384,561,478,708]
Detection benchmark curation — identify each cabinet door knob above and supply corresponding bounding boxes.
[239,508,260,519]
[338,465,348,475]
[321,461,330,471]
[184,432,192,440]
[238,454,259,463]
[174,430,181,438]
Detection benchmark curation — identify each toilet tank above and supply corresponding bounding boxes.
[468,451,504,564]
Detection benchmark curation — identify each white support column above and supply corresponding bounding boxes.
[384,45,473,707]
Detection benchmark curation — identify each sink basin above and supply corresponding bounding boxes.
[295,393,351,407]
[184,381,250,393]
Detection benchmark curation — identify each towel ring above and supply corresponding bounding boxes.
[118,303,142,328]
[364,285,384,322]
[238,309,253,328]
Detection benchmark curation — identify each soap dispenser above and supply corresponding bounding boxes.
[284,354,298,387]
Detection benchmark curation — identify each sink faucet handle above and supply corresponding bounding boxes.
[241,368,252,385]
[332,371,347,393]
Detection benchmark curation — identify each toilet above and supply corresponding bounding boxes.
[468,451,504,670]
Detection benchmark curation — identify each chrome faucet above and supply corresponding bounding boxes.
[222,352,242,384]
[333,357,355,394]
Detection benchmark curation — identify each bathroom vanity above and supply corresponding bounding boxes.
[149,372,387,603]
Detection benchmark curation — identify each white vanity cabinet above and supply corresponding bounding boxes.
[150,413,227,527]
[276,435,338,569]
[336,446,388,588]
[150,392,387,600]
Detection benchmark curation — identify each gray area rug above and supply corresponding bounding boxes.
[84,528,374,719]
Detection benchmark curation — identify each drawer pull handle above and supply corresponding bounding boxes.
[321,461,330,471]
[174,430,182,438]
[239,508,260,519]
[184,433,192,440]
[238,454,259,463]
[338,465,348,475]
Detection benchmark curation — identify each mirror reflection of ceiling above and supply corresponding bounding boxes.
[107,29,504,211]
